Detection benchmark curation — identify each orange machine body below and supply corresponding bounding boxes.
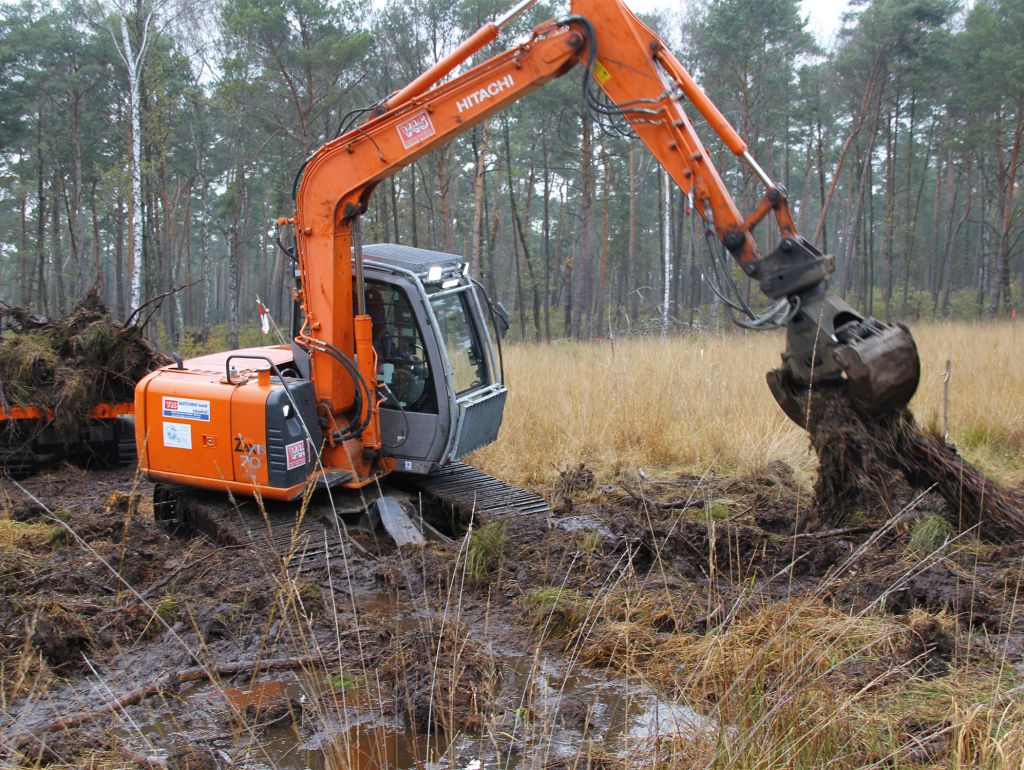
[135,346,323,501]
[0,402,134,422]
[1,401,136,473]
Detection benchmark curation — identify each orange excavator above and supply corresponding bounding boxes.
[134,0,919,549]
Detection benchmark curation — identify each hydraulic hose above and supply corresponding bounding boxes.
[296,339,375,442]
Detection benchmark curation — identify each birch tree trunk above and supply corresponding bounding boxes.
[117,7,151,316]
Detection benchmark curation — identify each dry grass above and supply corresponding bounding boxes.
[0,520,65,552]
[471,322,1024,488]
[548,590,1024,769]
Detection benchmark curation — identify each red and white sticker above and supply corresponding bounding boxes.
[285,440,307,470]
[396,110,435,149]
[162,396,210,422]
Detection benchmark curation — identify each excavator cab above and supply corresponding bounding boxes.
[360,243,508,476]
[136,243,506,501]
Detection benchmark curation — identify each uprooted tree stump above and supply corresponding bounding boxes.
[0,289,166,440]
[805,385,1024,542]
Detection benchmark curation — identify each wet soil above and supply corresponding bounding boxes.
[0,461,1021,768]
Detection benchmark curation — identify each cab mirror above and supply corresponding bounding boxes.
[494,302,511,339]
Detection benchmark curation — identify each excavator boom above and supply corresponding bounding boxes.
[569,0,919,422]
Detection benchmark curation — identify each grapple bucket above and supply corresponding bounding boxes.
[768,321,920,428]
[834,321,920,419]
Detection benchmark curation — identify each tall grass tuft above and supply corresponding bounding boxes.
[465,519,510,584]
[908,513,953,555]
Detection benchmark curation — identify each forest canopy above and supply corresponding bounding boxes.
[0,0,1021,347]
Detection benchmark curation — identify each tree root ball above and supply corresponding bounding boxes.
[0,290,167,440]
[807,386,1023,542]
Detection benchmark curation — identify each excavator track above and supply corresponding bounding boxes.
[1,416,135,477]
[154,464,549,572]
[401,462,550,519]
[154,485,370,575]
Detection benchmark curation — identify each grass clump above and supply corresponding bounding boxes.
[654,601,902,711]
[577,621,660,672]
[525,586,581,639]
[576,529,603,555]
[465,519,509,584]
[326,670,360,691]
[0,520,66,552]
[700,498,733,521]
[153,594,182,623]
[908,513,953,555]
[294,579,325,617]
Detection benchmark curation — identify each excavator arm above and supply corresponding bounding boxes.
[290,0,920,469]
[566,0,920,423]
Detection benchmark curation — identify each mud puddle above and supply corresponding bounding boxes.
[125,621,708,770]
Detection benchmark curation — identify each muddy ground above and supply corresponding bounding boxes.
[0,462,1022,769]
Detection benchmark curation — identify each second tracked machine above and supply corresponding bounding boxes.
[134,0,920,560]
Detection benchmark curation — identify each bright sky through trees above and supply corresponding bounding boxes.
[628,0,850,43]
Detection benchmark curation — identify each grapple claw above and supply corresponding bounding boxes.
[766,367,813,428]
[769,320,920,428]
[834,321,920,419]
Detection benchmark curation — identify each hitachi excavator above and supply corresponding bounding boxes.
[134,0,919,555]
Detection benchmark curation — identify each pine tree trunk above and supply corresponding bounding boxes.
[470,122,489,278]
[597,149,610,336]
[90,181,101,291]
[542,138,552,342]
[881,103,897,318]
[627,142,637,327]
[989,100,1022,318]
[51,172,64,313]
[36,108,47,312]
[19,193,29,306]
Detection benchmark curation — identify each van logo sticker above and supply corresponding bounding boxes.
[162,396,210,422]
[285,440,307,470]
[397,110,436,149]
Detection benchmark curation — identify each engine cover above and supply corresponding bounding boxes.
[135,347,320,501]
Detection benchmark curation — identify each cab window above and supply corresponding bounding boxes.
[365,281,437,414]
